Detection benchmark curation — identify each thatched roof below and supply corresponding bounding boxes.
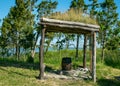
[40,17,99,34]
[49,9,98,25]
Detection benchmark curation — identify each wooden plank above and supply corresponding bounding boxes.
[40,22,99,32]
[92,32,96,83]
[83,34,87,68]
[46,27,90,34]
[41,18,100,29]
[39,25,46,79]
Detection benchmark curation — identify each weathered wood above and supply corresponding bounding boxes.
[46,27,90,34]
[39,25,46,79]
[89,34,92,73]
[40,22,99,32]
[92,32,96,83]
[41,18,100,29]
[83,34,87,68]
[75,34,80,60]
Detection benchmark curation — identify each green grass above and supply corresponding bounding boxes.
[49,8,98,25]
[104,50,120,69]
[0,49,120,86]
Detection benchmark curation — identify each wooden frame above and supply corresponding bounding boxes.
[39,25,46,79]
[39,18,99,82]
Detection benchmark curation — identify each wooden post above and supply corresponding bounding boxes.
[92,32,96,83]
[89,34,92,73]
[83,34,87,68]
[39,25,46,79]
[75,34,79,60]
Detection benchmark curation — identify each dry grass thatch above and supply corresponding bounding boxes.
[49,8,98,25]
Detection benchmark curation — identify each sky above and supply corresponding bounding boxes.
[0,0,71,25]
[0,0,120,26]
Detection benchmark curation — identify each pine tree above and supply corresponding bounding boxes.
[97,0,118,62]
[89,0,99,18]
[105,20,120,50]
[37,0,58,18]
[1,0,35,60]
[0,20,9,57]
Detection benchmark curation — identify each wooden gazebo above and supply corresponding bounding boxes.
[39,18,99,82]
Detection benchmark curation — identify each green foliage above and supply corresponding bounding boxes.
[97,0,118,43]
[104,50,120,69]
[0,0,36,59]
[70,0,86,11]
[55,33,75,50]
[27,55,34,63]
[37,0,58,18]
[36,0,58,54]
[95,0,119,61]
[105,20,120,50]
[89,0,99,18]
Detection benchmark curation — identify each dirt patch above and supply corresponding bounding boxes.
[45,67,92,80]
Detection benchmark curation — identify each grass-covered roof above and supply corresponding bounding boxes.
[49,9,98,25]
[40,9,99,34]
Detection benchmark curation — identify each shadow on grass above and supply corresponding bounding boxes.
[0,67,31,78]
[97,78,120,86]
[104,61,120,69]
[45,66,60,74]
[0,58,60,74]
[0,58,39,70]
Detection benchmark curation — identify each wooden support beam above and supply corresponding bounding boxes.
[40,22,99,32]
[41,18,100,29]
[75,34,80,60]
[89,34,92,73]
[92,32,96,83]
[83,34,87,68]
[39,25,46,79]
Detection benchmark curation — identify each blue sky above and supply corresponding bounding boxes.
[0,0,120,26]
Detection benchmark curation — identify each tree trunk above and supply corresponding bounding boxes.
[66,40,69,49]
[16,42,20,60]
[16,32,20,60]
[75,34,79,60]
[31,32,40,58]
[101,31,105,62]
[45,38,53,54]
[83,34,87,68]
[101,42,105,62]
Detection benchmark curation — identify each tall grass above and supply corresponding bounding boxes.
[104,50,120,69]
[44,49,103,70]
[49,8,98,25]
[44,49,83,69]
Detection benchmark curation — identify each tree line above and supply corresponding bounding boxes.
[0,0,120,62]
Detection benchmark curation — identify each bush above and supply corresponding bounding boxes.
[104,50,120,69]
[27,56,34,63]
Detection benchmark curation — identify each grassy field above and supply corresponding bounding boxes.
[0,49,120,86]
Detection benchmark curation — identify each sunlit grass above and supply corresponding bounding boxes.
[49,8,98,25]
[0,49,120,86]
